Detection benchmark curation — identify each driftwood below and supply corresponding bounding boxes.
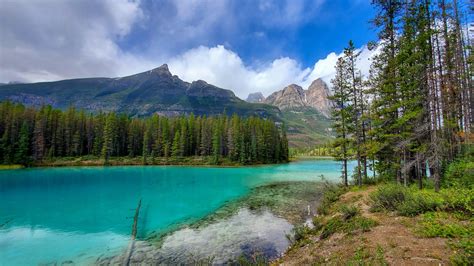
[0,218,13,229]
[123,199,142,266]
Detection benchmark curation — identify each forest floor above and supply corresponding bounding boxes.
[275,185,470,265]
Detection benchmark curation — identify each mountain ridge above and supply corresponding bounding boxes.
[262,78,333,117]
[0,64,280,118]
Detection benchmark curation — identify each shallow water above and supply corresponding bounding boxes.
[0,159,356,265]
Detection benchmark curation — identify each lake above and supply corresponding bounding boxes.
[0,159,356,265]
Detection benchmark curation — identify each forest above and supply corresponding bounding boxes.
[330,0,472,190]
[0,101,289,165]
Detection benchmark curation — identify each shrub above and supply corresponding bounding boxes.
[449,237,474,265]
[369,184,406,212]
[396,189,443,217]
[319,211,377,239]
[440,187,474,216]
[320,217,344,239]
[312,216,324,231]
[317,183,346,215]
[340,205,360,220]
[288,225,318,245]
[370,184,474,217]
[443,159,474,188]
[417,212,471,238]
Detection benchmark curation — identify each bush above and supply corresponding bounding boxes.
[369,184,406,212]
[440,187,474,216]
[312,216,324,231]
[319,206,377,239]
[397,189,443,217]
[417,212,472,238]
[370,184,474,217]
[449,237,474,265]
[320,217,344,239]
[291,225,314,242]
[443,159,474,188]
[317,183,346,215]
[340,205,360,220]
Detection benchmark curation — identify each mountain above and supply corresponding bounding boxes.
[246,92,265,103]
[281,107,333,148]
[263,78,333,117]
[0,64,280,118]
[245,79,335,147]
[305,79,333,117]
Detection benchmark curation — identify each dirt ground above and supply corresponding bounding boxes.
[275,187,453,265]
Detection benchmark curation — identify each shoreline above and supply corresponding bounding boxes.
[0,155,335,170]
[99,180,327,264]
[0,156,292,170]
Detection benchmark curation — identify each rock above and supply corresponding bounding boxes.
[263,79,333,118]
[306,78,333,117]
[264,84,306,110]
[246,92,265,103]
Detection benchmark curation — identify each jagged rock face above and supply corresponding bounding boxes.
[306,79,333,117]
[0,64,280,118]
[264,84,306,110]
[246,92,265,103]
[263,79,333,117]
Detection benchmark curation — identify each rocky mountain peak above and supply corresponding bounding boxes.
[246,92,265,103]
[306,78,333,117]
[264,84,306,110]
[151,64,172,76]
[262,79,333,117]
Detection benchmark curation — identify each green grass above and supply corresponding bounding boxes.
[316,183,347,215]
[319,213,377,239]
[369,184,474,217]
[416,212,472,238]
[449,237,473,265]
[416,211,474,264]
[29,155,266,167]
[370,180,474,265]
[288,204,377,245]
[0,164,24,170]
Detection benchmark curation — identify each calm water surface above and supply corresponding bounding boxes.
[0,159,355,265]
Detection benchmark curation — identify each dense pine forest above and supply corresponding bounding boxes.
[331,0,472,190]
[0,101,289,166]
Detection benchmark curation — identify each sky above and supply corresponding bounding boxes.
[0,0,378,98]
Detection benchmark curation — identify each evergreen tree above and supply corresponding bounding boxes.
[171,130,182,157]
[15,122,30,165]
[101,113,116,164]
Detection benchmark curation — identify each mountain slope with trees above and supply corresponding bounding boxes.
[0,64,280,118]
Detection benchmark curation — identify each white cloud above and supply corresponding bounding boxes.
[0,0,377,100]
[301,45,378,89]
[168,45,311,98]
[168,45,377,99]
[0,0,155,82]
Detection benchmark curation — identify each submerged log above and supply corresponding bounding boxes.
[123,199,142,266]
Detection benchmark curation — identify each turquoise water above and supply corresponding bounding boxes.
[0,159,354,265]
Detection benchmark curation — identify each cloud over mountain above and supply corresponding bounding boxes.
[0,0,377,99]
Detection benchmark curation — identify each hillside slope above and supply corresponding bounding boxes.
[0,65,280,118]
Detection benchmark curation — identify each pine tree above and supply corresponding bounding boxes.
[101,113,116,165]
[15,121,30,165]
[171,130,182,158]
[331,56,352,186]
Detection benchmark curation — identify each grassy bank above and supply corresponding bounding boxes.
[276,183,473,265]
[0,164,24,170]
[4,155,285,168]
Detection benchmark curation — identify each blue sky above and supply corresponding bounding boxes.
[0,0,378,98]
[118,0,376,67]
